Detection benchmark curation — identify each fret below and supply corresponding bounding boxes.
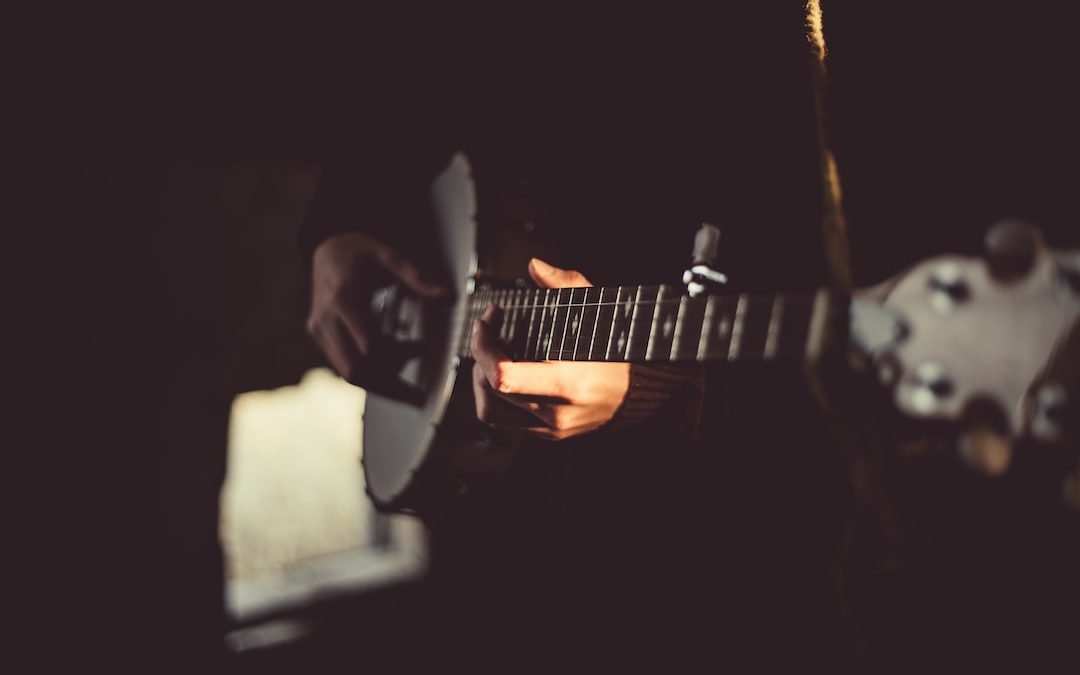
[532,289,552,359]
[775,294,813,360]
[514,285,535,358]
[499,289,511,350]
[645,285,681,362]
[516,288,530,342]
[763,295,785,359]
[671,294,707,362]
[461,288,483,358]
[546,288,569,360]
[523,289,538,359]
[574,287,602,360]
[606,287,634,360]
[542,289,559,359]
[504,288,524,357]
[727,295,747,360]
[553,288,582,360]
[805,289,832,362]
[497,289,511,342]
[522,288,543,360]
[698,294,738,361]
[509,288,528,360]
[696,294,715,361]
[457,294,472,359]
[554,288,584,361]
[490,287,501,341]
[625,285,660,361]
[737,295,786,361]
[466,290,479,354]
[476,288,492,339]
[593,286,618,361]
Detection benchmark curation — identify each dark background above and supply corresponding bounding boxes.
[11,1,1078,670]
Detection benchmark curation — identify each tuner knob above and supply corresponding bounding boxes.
[1057,263,1080,295]
[958,397,1013,476]
[928,261,971,312]
[684,223,728,297]
[984,219,1043,283]
[907,361,955,414]
[1029,381,1069,443]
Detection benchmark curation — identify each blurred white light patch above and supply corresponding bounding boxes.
[220,368,428,631]
[221,368,370,583]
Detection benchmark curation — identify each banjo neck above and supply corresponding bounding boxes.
[455,284,836,365]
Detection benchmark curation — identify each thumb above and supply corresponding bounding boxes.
[528,258,592,289]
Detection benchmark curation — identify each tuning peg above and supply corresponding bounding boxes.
[927,261,971,313]
[684,223,728,297]
[957,397,1013,476]
[1056,256,1080,296]
[958,426,1013,476]
[906,361,955,414]
[1028,381,1069,444]
[984,219,1044,283]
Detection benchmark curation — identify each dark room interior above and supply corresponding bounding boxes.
[12,2,1079,672]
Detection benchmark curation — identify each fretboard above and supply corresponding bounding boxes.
[456,284,832,364]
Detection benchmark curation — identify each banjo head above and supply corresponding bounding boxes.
[363,153,478,508]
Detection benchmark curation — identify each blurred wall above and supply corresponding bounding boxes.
[25,163,327,665]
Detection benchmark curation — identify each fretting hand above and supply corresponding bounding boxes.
[471,258,631,441]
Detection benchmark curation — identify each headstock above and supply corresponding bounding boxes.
[856,221,1079,500]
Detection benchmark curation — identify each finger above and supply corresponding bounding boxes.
[336,307,371,357]
[375,247,449,298]
[516,402,589,433]
[472,364,549,429]
[471,312,510,381]
[480,304,501,326]
[472,312,567,399]
[487,362,566,399]
[528,257,591,289]
[471,358,604,439]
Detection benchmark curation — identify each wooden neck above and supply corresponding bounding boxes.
[457,284,833,364]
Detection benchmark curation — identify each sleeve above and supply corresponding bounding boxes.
[610,363,706,443]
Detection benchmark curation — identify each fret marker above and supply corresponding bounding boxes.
[718,317,731,337]
[571,314,580,335]
[624,297,633,317]
[728,295,747,361]
[617,332,627,354]
[662,314,675,339]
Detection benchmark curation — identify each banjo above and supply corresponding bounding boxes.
[361,153,1080,514]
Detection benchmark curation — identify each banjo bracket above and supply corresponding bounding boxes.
[683,223,728,297]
